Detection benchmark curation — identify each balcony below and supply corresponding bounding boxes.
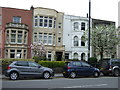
[6,22,29,30]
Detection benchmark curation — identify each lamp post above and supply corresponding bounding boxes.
[88,0,91,60]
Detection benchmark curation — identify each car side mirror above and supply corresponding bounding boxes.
[38,66,41,68]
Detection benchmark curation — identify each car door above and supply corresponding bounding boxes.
[28,62,43,76]
[14,61,30,75]
[72,62,83,76]
[81,62,94,76]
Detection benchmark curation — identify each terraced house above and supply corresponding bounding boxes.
[32,7,65,61]
[0,7,32,59]
[63,15,90,61]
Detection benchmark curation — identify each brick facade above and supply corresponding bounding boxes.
[0,7,32,59]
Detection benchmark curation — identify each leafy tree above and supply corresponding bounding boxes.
[84,25,119,61]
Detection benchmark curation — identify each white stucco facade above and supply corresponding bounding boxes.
[63,15,91,61]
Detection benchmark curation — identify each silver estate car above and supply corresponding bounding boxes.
[5,61,54,80]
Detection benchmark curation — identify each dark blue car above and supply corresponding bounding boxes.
[63,61,100,78]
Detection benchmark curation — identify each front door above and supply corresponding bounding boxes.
[56,52,62,61]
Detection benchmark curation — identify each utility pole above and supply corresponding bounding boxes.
[88,0,91,61]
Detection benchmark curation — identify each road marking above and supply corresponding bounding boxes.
[63,84,108,88]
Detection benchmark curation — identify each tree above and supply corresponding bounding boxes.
[30,41,47,62]
[84,25,119,61]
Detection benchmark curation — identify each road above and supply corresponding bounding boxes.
[2,76,119,89]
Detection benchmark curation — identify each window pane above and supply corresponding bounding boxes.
[65,53,69,59]
[44,17,48,27]
[11,30,16,43]
[13,16,21,23]
[81,22,85,30]
[24,32,27,43]
[74,36,79,46]
[43,34,47,44]
[23,50,26,59]
[48,35,52,44]
[58,37,61,42]
[82,62,90,67]
[74,22,79,30]
[38,33,42,42]
[48,52,52,61]
[74,53,78,59]
[29,62,39,67]
[16,61,28,66]
[10,50,15,58]
[81,36,85,46]
[54,18,56,28]
[73,62,82,66]
[39,16,43,27]
[49,17,53,28]
[6,30,9,43]
[34,33,37,42]
[18,31,22,43]
[35,19,38,26]
[81,53,85,60]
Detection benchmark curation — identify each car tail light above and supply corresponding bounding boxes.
[7,66,11,70]
[67,67,71,69]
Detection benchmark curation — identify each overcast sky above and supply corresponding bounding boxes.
[0,0,119,26]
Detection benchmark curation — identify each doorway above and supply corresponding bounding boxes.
[56,52,62,61]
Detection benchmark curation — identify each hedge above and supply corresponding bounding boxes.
[38,61,66,68]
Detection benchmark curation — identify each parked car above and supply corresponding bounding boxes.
[5,61,54,80]
[100,58,120,76]
[62,61,100,78]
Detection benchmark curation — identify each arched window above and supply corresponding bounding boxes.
[81,22,85,30]
[81,36,85,46]
[74,36,79,46]
[81,53,85,60]
[74,22,79,30]
[74,53,78,59]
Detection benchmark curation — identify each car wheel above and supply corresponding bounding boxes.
[43,72,51,79]
[9,72,19,80]
[63,74,68,78]
[93,72,99,78]
[113,69,119,77]
[69,72,76,78]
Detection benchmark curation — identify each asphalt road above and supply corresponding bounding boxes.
[2,76,119,89]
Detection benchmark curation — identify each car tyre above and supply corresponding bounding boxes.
[9,72,19,80]
[69,72,76,78]
[43,72,51,79]
[113,69,119,77]
[63,74,68,78]
[93,72,99,78]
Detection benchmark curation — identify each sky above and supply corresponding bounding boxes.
[0,0,119,26]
